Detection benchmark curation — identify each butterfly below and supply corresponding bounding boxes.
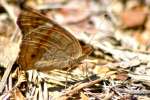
[17,8,91,71]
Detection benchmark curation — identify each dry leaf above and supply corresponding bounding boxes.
[121,6,148,28]
[80,92,89,100]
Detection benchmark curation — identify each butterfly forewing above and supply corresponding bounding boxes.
[17,8,82,71]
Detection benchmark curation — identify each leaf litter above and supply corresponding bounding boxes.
[0,0,150,99]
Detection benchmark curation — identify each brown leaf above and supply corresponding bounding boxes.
[121,7,148,28]
[80,92,89,100]
[115,72,128,81]
[12,88,25,100]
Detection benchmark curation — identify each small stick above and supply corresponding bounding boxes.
[60,79,102,99]
[0,61,14,93]
[114,88,150,95]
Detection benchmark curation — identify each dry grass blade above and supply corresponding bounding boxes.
[0,29,21,93]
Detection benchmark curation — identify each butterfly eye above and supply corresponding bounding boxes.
[31,54,36,58]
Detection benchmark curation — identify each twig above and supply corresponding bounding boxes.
[114,88,150,95]
[105,58,141,69]
[59,79,102,99]
[0,60,14,93]
[128,73,150,82]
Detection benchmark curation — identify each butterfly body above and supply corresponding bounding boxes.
[17,8,87,71]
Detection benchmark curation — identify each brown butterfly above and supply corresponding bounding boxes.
[17,8,91,71]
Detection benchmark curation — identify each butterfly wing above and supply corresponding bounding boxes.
[17,8,82,71]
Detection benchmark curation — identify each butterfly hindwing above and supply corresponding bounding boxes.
[17,8,83,71]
